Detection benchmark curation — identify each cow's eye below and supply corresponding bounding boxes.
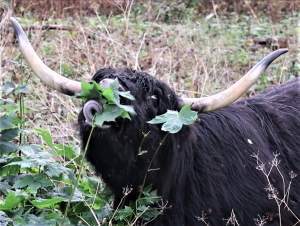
[150,95,158,107]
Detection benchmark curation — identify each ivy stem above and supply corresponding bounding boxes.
[63,125,95,222]
[138,133,168,199]
[18,93,25,151]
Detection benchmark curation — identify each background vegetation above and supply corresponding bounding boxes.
[0,0,299,225]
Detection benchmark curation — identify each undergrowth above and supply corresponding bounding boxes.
[0,81,163,225]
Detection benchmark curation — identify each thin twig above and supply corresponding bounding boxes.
[24,25,74,31]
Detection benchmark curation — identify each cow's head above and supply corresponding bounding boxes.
[77,67,181,197]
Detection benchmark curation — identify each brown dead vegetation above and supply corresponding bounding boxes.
[12,0,300,21]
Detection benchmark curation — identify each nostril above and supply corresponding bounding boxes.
[83,100,103,125]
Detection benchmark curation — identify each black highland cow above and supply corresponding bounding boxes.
[11,17,300,226]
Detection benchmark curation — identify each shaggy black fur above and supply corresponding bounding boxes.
[78,68,300,226]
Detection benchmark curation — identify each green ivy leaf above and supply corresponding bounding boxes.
[179,105,198,125]
[14,174,52,195]
[45,163,74,180]
[0,192,23,211]
[119,91,135,100]
[0,82,15,96]
[31,197,65,209]
[15,84,29,94]
[101,79,120,104]
[161,113,183,133]
[148,105,197,133]
[0,128,19,142]
[0,164,20,177]
[94,105,124,127]
[102,88,116,104]
[0,142,18,155]
[35,129,77,160]
[35,128,54,147]
[13,214,62,226]
[53,144,77,160]
[79,81,102,100]
[49,187,84,203]
[118,104,135,115]
[115,206,134,221]
[79,79,136,127]
[0,115,16,132]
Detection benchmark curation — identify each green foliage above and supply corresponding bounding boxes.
[229,49,250,66]
[61,63,75,77]
[113,187,162,224]
[0,82,24,156]
[42,43,54,56]
[31,197,65,209]
[79,79,136,127]
[148,105,198,133]
[0,192,24,211]
[0,81,163,225]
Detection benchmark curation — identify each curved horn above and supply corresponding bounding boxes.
[10,17,81,96]
[180,48,288,112]
[83,100,103,125]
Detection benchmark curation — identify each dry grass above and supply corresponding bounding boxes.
[1,2,299,144]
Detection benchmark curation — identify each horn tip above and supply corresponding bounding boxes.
[277,48,288,54]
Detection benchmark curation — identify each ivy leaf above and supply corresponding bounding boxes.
[179,105,198,125]
[79,79,136,127]
[0,115,16,132]
[161,118,183,134]
[0,164,20,177]
[0,192,23,211]
[94,105,124,127]
[79,81,102,100]
[35,128,53,147]
[13,214,62,226]
[148,105,197,133]
[35,129,78,160]
[119,91,135,100]
[14,174,52,195]
[45,163,75,180]
[31,197,65,209]
[0,82,15,96]
[0,181,12,194]
[115,206,134,221]
[53,144,78,160]
[148,110,177,124]
[49,186,84,202]
[101,79,120,104]
[0,142,18,155]
[0,128,19,141]
[118,104,135,115]
[15,84,29,94]
[102,88,116,104]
